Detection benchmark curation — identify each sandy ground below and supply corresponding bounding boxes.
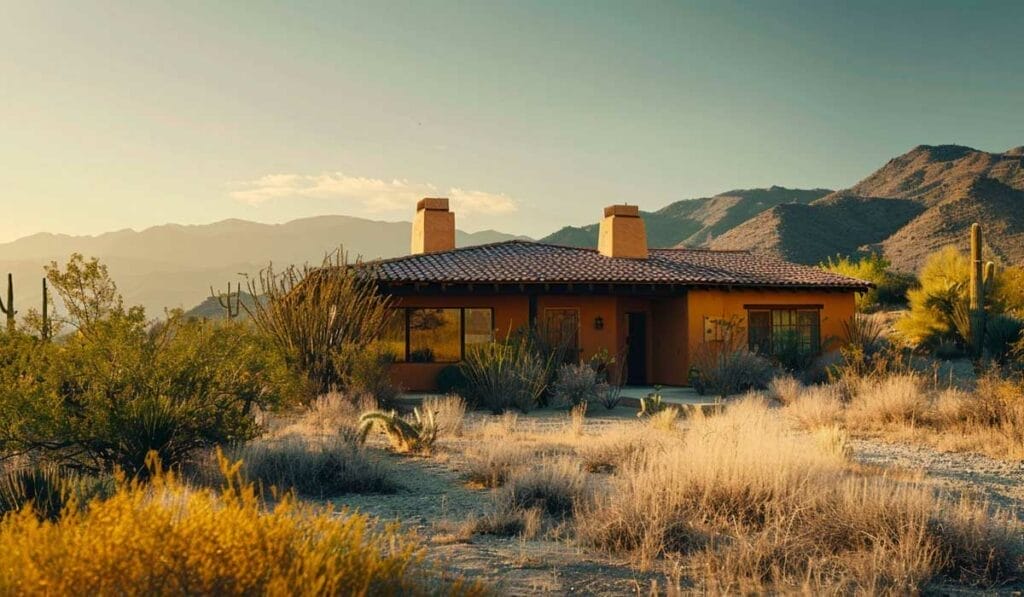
[328,408,1023,595]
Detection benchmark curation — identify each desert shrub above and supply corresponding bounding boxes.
[460,332,549,413]
[241,249,394,395]
[358,408,438,454]
[422,394,466,437]
[595,382,623,410]
[576,398,1023,591]
[0,258,299,476]
[846,374,928,427]
[895,246,1024,350]
[229,437,395,497]
[0,457,482,595]
[501,458,586,519]
[984,314,1023,364]
[0,464,112,521]
[822,253,913,311]
[436,364,468,395]
[335,343,399,405]
[551,362,599,407]
[463,442,530,488]
[690,342,774,398]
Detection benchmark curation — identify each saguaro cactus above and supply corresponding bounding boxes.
[212,282,241,319]
[0,273,15,332]
[41,278,50,340]
[967,223,995,355]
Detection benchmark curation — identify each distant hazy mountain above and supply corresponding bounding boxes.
[0,215,528,317]
[709,145,1024,270]
[541,187,832,248]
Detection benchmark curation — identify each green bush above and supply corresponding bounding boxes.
[551,363,600,407]
[436,364,468,395]
[0,255,301,476]
[822,254,915,311]
[335,343,398,404]
[690,342,775,398]
[984,315,1024,364]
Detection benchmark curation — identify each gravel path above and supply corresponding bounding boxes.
[852,437,1024,515]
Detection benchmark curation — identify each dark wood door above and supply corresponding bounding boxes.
[626,312,647,385]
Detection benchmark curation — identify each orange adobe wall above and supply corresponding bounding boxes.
[683,288,857,376]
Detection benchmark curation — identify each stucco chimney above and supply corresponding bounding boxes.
[411,197,456,254]
[598,204,648,259]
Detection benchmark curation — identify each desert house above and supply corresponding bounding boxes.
[370,198,869,391]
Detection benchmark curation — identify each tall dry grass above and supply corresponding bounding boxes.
[576,397,1023,592]
[422,394,467,438]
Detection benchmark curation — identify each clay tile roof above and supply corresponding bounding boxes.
[364,240,870,290]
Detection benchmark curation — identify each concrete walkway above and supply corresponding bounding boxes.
[397,384,720,411]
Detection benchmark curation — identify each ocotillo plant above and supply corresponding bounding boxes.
[967,223,996,356]
[211,282,241,319]
[0,273,15,332]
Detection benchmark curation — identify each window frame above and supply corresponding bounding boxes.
[386,307,495,363]
[744,304,822,357]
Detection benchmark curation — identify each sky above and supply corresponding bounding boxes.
[2,1,1023,242]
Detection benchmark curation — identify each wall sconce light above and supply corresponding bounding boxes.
[594,316,604,330]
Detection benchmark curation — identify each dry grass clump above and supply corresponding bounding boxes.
[501,457,587,519]
[576,397,1023,592]
[275,391,373,440]
[783,384,844,430]
[226,436,396,497]
[846,374,929,427]
[463,442,531,489]
[768,375,803,405]
[423,394,467,438]
[576,424,651,474]
[647,407,680,432]
[566,402,588,437]
[0,456,482,596]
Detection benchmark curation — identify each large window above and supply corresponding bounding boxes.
[383,307,494,363]
[747,307,821,356]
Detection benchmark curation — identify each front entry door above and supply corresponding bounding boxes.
[626,312,647,385]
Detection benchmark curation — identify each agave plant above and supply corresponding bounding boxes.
[358,407,438,454]
[637,389,667,417]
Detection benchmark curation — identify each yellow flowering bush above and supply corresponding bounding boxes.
[0,456,483,596]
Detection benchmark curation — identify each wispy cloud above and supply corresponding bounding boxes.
[229,172,516,216]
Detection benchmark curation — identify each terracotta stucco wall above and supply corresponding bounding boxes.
[384,289,856,391]
[684,289,856,376]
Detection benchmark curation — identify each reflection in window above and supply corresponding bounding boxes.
[408,308,461,363]
[747,308,820,356]
[464,308,494,350]
[386,307,495,363]
[382,310,407,362]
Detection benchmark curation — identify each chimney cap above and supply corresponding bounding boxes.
[603,204,640,218]
[417,197,450,211]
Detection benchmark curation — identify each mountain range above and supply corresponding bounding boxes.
[0,217,525,316]
[2,143,1020,317]
[543,144,1024,272]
